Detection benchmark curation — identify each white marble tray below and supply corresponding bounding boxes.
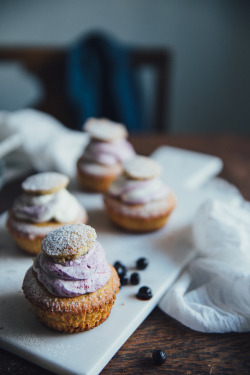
[0,146,224,375]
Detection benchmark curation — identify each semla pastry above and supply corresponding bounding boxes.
[77,118,135,192]
[104,156,176,232]
[7,172,87,255]
[22,223,120,333]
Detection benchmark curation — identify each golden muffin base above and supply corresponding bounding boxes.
[77,160,121,193]
[104,193,176,233]
[6,212,87,256]
[77,170,116,192]
[22,265,120,333]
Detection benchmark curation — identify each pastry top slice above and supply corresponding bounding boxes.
[123,156,162,180]
[84,118,128,142]
[41,224,97,262]
[22,172,69,195]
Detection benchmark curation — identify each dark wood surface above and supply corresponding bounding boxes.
[1,134,250,375]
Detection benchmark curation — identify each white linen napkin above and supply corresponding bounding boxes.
[0,109,88,178]
[159,199,250,333]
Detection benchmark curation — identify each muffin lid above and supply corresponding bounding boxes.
[123,156,162,180]
[41,224,97,262]
[22,172,69,195]
[84,118,128,142]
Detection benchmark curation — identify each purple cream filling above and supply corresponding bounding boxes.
[33,241,111,297]
[83,139,135,166]
[122,186,169,205]
[108,177,170,205]
[13,193,58,222]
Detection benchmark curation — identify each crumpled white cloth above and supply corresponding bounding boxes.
[159,199,250,333]
[0,109,88,177]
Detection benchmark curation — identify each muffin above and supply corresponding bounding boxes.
[77,118,135,192]
[104,156,176,232]
[7,172,88,255]
[22,224,120,333]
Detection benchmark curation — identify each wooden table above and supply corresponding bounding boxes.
[1,134,250,374]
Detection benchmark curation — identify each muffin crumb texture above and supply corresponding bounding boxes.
[22,266,120,333]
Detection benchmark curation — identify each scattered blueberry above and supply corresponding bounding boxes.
[130,272,140,285]
[136,257,149,270]
[114,261,122,270]
[114,259,150,290]
[120,275,129,286]
[116,265,127,278]
[136,286,152,300]
[152,349,167,365]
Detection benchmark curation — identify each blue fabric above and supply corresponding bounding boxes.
[66,32,143,131]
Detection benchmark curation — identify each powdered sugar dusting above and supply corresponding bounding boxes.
[41,224,97,260]
[22,172,69,193]
[124,156,161,180]
[84,118,128,141]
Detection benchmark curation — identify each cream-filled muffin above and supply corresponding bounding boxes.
[7,172,88,255]
[22,224,120,333]
[77,118,135,192]
[104,156,176,232]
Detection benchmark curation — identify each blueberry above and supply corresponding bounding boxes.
[136,286,152,300]
[113,261,122,270]
[120,275,129,286]
[152,349,167,365]
[116,264,127,278]
[136,257,149,270]
[130,272,140,285]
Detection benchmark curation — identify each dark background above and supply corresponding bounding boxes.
[0,0,250,134]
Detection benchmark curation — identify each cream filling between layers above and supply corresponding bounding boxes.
[33,241,111,297]
[104,194,174,218]
[13,188,84,224]
[108,175,170,205]
[83,139,135,166]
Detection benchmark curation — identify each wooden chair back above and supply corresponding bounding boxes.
[0,47,171,132]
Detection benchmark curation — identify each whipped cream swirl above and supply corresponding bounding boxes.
[13,188,83,223]
[108,175,170,204]
[83,139,135,166]
[33,241,111,297]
